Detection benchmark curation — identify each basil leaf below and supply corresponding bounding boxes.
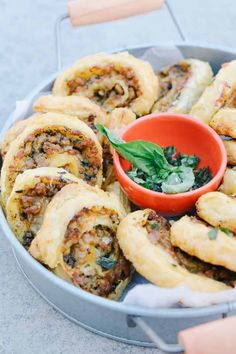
[220,227,234,238]
[97,256,117,270]
[208,228,218,240]
[97,124,125,145]
[161,167,195,194]
[97,124,172,176]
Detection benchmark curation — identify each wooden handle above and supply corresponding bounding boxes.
[67,0,164,27]
[179,315,236,354]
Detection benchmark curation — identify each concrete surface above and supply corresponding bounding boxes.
[0,0,236,353]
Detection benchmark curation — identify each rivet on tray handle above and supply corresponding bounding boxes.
[67,0,164,27]
[179,315,236,354]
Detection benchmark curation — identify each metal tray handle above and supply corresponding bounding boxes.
[128,314,236,354]
[55,0,186,71]
[67,0,164,27]
[127,316,183,353]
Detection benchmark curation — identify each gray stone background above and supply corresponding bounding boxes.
[0,0,236,353]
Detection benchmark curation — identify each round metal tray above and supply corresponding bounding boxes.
[1,41,236,351]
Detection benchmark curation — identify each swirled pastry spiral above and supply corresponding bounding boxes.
[33,95,109,141]
[102,108,136,189]
[209,109,236,166]
[6,167,80,247]
[117,209,230,292]
[53,52,158,115]
[1,114,41,157]
[190,60,236,124]
[223,140,236,165]
[2,97,108,157]
[29,183,132,299]
[171,215,236,273]
[152,59,213,114]
[105,181,131,214]
[196,191,236,233]
[210,109,236,138]
[219,168,236,195]
[107,108,136,131]
[1,112,103,204]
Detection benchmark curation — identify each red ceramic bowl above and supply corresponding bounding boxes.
[113,113,227,216]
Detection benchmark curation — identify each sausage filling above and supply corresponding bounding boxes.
[85,114,98,133]
[145,211,236,287]
[63,207,131,297]
[8,126,101,191]
[223,87,236,109]
[102,140,114,182]
[19,175,71,248]
[66,65,141,111]
[154,62,191,111]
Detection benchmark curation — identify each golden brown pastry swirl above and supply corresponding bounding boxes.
[29,183,131,299]
[53,52,158,115]
[1,112,103,204]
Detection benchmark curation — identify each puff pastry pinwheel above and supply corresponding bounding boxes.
[29,183,132,299]
[171,215,236,273]
[219,168,236,195]
[209,109,236,165]
[117,209,230,292]
[107,108,136,131]
[223,140,236,166]
[105,181,131,214]
[151,59,213,114]
[6,167,80,247]
[190,60,236,124]
[1,114,41,157]
[33,95,109,140]
[1,112,103,204]
[210,109,236,138]
[52,52,158,115]
[101,108,136,189]
[196,191,236,233]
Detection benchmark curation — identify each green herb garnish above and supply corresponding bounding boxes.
[97,125,213,195]
[192,167,213,190]
[151,223,159,230]
[208,227,234,240]
[208,228,219,240]
[219,227,234,238]
[164,146,200,168]
[97,256,117,270]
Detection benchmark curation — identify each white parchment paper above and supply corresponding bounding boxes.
[124,284,236,308]
[140,45,184,70]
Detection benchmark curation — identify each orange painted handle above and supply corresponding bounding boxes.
[67,0,164,27]
[179,315,236,354]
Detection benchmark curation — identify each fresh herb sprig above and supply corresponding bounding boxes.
[97,125,213,194]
